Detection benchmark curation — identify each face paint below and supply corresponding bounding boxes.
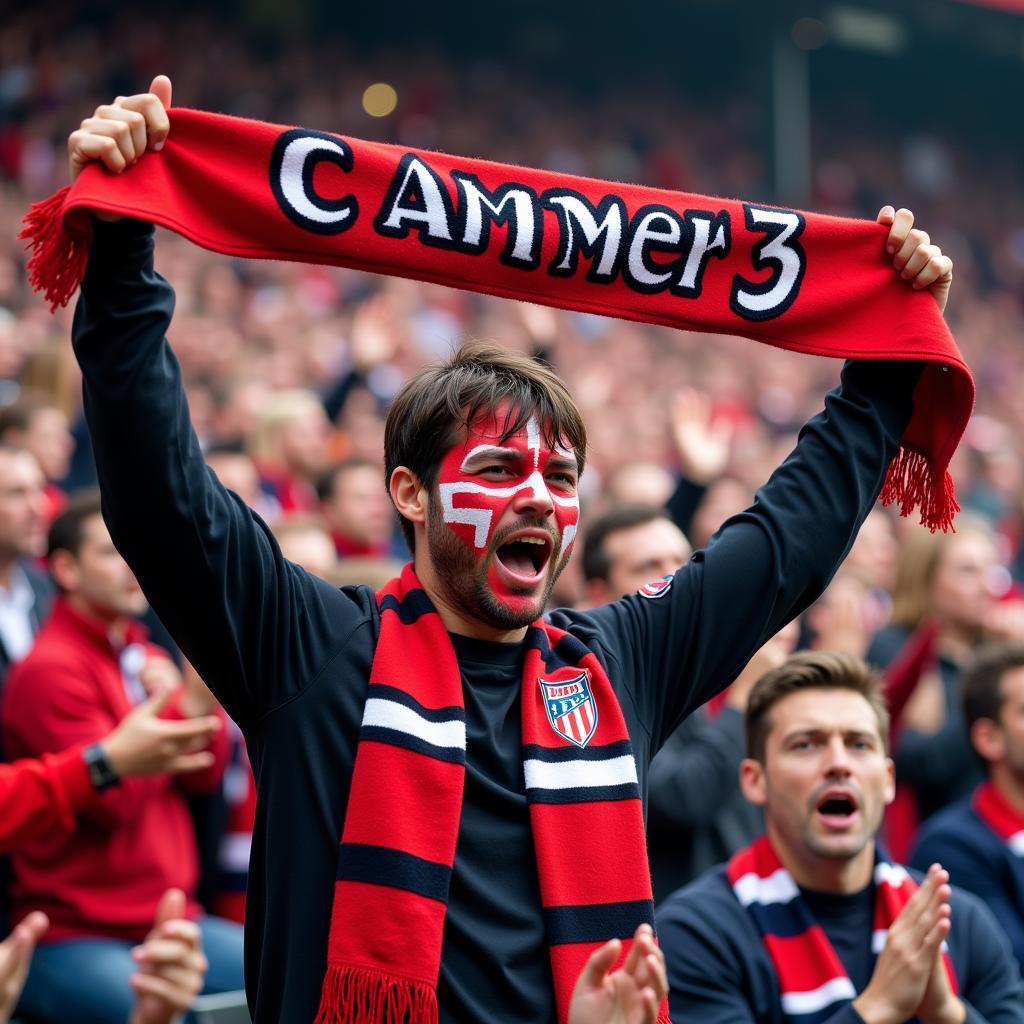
[434,408,580,614]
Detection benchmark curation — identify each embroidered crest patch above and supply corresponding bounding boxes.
[538,669,598,748]
[637,575,673,599]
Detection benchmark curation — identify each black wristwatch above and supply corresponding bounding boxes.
[82,743,121,791]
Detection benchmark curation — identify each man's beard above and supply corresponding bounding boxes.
[425,502,567,632]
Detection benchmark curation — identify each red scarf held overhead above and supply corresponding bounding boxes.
[317,564,668,1024]
[22,108,973,529]
[974,781,1024,857]
[728,835,958,1023]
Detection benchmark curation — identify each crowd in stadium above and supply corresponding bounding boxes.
[0,5,1022,1023]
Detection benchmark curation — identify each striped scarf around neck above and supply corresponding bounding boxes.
[316,564,669,1023]
[727,834,957,1023]
[974,781,1024,858]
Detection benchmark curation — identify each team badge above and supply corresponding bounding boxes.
[637,575,673,599]
[538,668,598,748]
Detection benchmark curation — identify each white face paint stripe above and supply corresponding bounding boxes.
[526,416,541,470]
[439,481,579,549]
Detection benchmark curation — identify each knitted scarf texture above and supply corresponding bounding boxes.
[315,564,668,1024]
[21,107,973,529]
[727,834,958,1023]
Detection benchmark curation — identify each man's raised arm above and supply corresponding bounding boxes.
[68,77,365,727]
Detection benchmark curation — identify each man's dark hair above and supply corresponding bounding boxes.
[581,505,672,583]
[383,342,587,552]
[962,643,1024,738]
[47,489,104,561]
[316,458,381,503]
[745,651,891,762]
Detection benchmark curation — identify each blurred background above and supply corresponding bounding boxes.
[0,0,1023,999]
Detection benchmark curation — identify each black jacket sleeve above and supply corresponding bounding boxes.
[71,220,372,728]
[562,358,922,750]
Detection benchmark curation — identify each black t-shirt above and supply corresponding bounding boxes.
[74,219,921,1023]
[801,883,876,994]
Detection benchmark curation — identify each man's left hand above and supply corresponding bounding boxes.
[0,912,47,1024]
[877,207,953,314]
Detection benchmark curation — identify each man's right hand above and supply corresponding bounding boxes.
[852,865,953,1024]
[67,75,173,205]
[100,688,221,780]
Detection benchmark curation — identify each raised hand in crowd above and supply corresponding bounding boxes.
[852,865,963,1024]
[0,911,47,1024]
[101,687,221,779]
[669,387,734,486]
[130,889,208,1024]
[569,924,668,1024]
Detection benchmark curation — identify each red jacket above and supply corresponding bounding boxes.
[2,597,229,941]
[0,746,98,851]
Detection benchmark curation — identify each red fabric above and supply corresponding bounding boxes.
[879,623,939,861]
[974,781,1024,844]
[1,597,229,941]
[316,565,668,1024]
[0,745,98,851]
[214,722,256,925]
[728,835,957,1022]
[22,108,973,529]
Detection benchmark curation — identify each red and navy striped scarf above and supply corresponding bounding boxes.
[727,835,957,1023]
[315,564,669,1023]
[974,781,1024,858]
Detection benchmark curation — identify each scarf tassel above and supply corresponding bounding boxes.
[18,185,91,313]
[880,444,959,533]
[314,963,438,1024]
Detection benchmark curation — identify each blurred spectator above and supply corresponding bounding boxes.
[580,506,691,608]
[804,572,873,657]
[868,516,1009,820]
[317,458,396,558]
[274,515,338,578]
[1,493,242,1023]
[0,888,208,1024]
[248,389,329,514]
[0,447,50,686]
[205,443,280,524]
[0,684,220,852]
[911,644,1024,974]
[0,396,73,523]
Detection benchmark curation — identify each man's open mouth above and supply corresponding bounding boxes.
[494,531,553,582]
[815,789,860,828]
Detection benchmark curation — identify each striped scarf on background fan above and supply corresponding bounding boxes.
[974,782,1024,857]
[315,564,669,1024]
[727,835,958,1023]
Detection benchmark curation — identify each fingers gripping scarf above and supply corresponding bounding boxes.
[318,565,668,1023]
[728,835,958,1023]
[22,107,972,529]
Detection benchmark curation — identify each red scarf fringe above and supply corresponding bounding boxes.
[880,444,959,533]
[19,186,91,312]
[314,964,438,1024]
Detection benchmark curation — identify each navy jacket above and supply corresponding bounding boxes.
[659,862,1024,1024]
[74,218,920,1023]
[912,791,1024,974]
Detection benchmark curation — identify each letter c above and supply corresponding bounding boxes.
[269,129,358,235]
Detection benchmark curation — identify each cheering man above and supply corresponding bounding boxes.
[64,77,953,1023]
[657,652,1024,1023]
